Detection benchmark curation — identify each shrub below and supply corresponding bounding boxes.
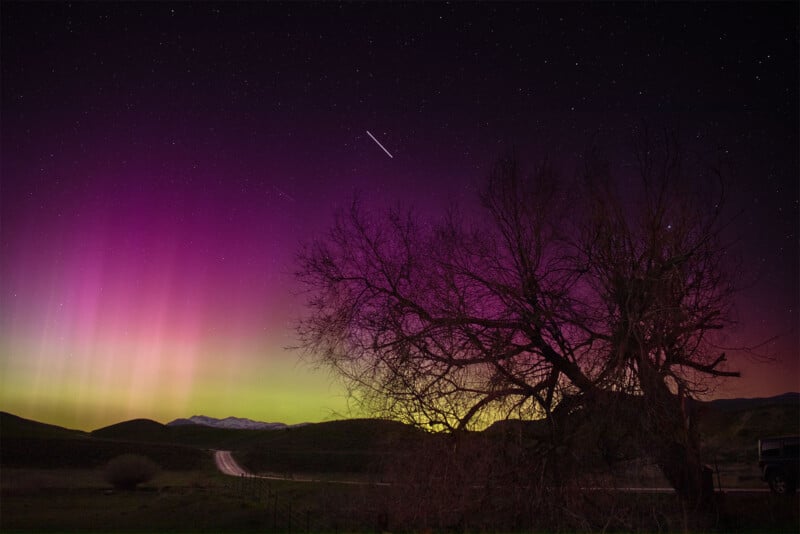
[104,454,159,490]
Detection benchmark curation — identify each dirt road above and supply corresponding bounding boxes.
[212,450,387,485]
[213,450,249,476]
[211,450,770,493]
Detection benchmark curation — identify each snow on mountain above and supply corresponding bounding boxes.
[166,415,289,430]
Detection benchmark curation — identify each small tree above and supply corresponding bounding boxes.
[104,454,159,490]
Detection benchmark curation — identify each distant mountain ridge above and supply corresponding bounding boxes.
[3,392,796,441]
[2,392,797,473]
[702,391,799,412]
[166,415,295,430]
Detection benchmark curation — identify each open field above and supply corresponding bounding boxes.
[1,466,388,533]
[2,466,798,533]
[2,472,278,532]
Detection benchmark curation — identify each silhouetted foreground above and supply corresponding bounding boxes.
[2,466,798,533]
[2,408,799,532]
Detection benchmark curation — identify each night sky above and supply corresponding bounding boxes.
[2,3,797,430]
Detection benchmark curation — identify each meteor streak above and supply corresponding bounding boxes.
[366,130,394,159]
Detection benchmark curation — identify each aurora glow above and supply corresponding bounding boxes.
[0,149,351,429]
[1,3,797,430]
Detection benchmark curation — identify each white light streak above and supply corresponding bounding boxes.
[365,130,394,159]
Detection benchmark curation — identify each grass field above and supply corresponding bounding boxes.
[1,464,390,533]
[2,465,798,533]
[3,476,279,532]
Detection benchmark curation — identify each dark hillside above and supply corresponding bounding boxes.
[2,414,208,470]
[91,417,278,449]
[91,418,171,441]
[1,436,208,470]
[703,392,799,413]
[0,411,88,440]
[239,418,424,474]
[484,417,550,438]
[698,399,800,463]
[167,424,267,449]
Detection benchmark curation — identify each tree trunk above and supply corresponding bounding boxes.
[655,439,714,509]
[593,385,715,510]
[636,380,714,509]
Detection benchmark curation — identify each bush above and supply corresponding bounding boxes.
[104,454,159,490]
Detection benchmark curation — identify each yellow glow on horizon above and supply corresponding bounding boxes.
[0,336,350,431]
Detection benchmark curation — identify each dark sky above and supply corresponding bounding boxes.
[1,2,797,428]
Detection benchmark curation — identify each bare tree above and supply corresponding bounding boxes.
[296,130,740,510]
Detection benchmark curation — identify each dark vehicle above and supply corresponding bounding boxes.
[758,436,799,494]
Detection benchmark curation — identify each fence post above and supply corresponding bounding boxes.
[273,494,278,529]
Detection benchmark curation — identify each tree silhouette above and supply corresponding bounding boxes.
[296,129,740,509]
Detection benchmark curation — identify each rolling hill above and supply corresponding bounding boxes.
[236,418,424,474]
[697,393,800,463]
[1,412,208,470]
[702,392,799,413]
[91,417,271,449]
[2,393,797,473]
[0,411,88,440]
[91,418,171,441]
